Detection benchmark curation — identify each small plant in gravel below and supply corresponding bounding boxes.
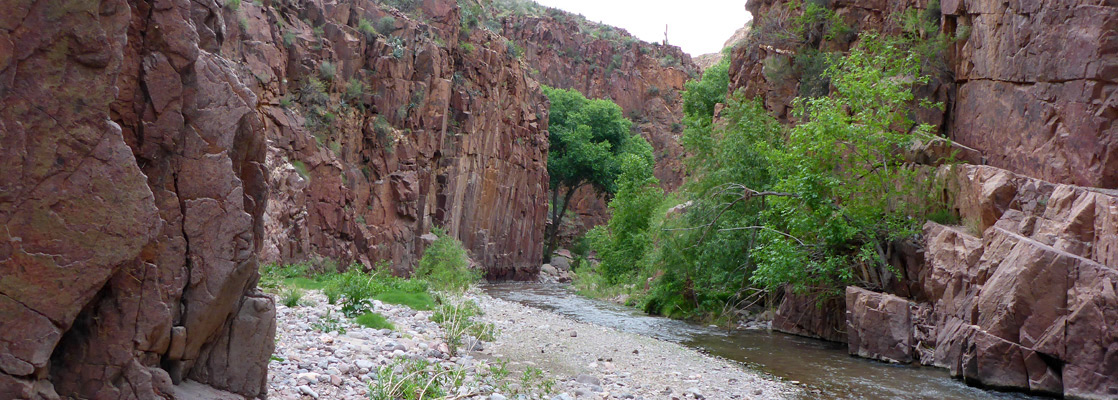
[368,358,467,400]
[429,298,497,356]
[280,287,305,307]
[311,310,348,334]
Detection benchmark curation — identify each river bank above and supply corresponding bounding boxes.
[265,288,797,399]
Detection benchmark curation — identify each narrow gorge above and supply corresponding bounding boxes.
[0,0,1114,399]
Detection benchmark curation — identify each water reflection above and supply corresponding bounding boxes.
[484,283,1043,400]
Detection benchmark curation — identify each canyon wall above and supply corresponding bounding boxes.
[1,0,273,397]
[242,0,549,279]
[730,0,1117,398]
[497,9,696,232]
[0,0,549,397]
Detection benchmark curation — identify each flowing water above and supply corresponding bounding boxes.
[484,283,1045,400]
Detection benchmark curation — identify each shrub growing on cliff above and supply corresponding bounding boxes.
[318,61,336,81]
[376,16,397,35]
[415,228,479,292]
[358,18,376,39]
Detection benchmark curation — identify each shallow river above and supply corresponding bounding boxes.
[484,283,1045,400]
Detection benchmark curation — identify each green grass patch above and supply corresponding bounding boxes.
[284,277,327,290]
[356,312,395,330]
[373,290,435,311]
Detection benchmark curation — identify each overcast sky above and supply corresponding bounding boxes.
[532,0,752,56]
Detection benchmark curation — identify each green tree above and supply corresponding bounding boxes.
[586,149,661,283]
[541,86,644,262]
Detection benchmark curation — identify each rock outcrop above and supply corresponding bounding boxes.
[238,0,549,278]
[1,0,273,397]
[848,165,1118,399]
[942,0,1117,189]
[497,9,696,231]
[694,22,751,70]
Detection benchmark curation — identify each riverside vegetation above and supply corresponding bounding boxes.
[260,229,557,399]
[567,12,964,322]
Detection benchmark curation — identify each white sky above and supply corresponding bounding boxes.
[532,0,752,56]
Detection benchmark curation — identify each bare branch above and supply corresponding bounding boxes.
[717,226,807,246]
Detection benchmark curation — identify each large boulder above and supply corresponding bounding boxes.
[772,288,846,343]
[845,287,914,363]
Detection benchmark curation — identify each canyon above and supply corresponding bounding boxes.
[0,0,1114,398]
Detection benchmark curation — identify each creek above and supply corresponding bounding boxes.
[484,283,1044,400]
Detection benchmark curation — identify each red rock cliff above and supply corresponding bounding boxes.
[1,0,274,397]
[0,0,550,397]
[240,0,549,279]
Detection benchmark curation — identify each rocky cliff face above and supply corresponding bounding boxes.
[850,165,1118,398]
[942,0,1117,189]
[243,0,549,279]
[729,0,1117,397]
[0,0,549,397]
[497,10,696,231]
[1,0,273,397]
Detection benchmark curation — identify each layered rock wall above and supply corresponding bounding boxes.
[1,0,274,397]
[848,165,1118,399]
[498,11,696,231]
[241,0,549,278]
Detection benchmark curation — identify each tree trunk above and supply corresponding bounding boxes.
[543,186,578,263]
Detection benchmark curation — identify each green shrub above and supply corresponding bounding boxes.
[376,16,396,35]
[225,0,241,10]
[372,116,394,150]
[358,18,376,39]
[587,153,663,284]
[282,30,296,47]
[318,61,336,81]
[459,42,475,54]
[299,77,329,107]
[369,359,464,400]
[414,228,479,293]
[323,267,430,317]
[290,161,310,183]
[355,312,395,330]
